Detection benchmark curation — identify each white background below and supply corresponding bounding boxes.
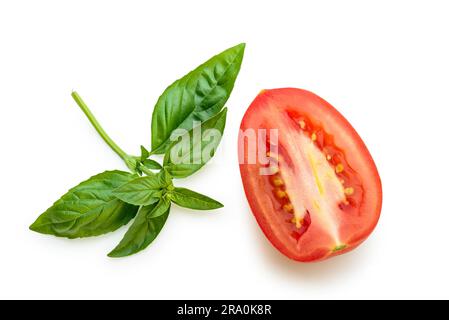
[1,0,448,299]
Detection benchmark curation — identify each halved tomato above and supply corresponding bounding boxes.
[238,88,382,262]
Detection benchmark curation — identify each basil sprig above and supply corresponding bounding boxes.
[30,43,245,257]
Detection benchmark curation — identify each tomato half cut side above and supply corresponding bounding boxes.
[238,88,382,262]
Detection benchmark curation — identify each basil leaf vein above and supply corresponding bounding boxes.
[163,108,227,178]
[170,187,223,210]
[108,198,171,257]
[29,170,138,238]
[151,43,245,154]
[113,170,172,206]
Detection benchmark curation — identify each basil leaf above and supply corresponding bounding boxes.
[157,168,173,187]
[113,170,172,206]
[143,159,162,170]
[163,108,227,178]
[140,145,150,162]
[108,198,171,258]
[147,196,171,218]
[29,171,138,238]
[151,43,245,154]
[170,187,223,210]
[137,146,162,170]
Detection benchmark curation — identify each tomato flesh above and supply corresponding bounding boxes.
[238,88,382,262]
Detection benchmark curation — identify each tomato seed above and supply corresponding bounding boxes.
[270,176,284,187]
[335,163,344,173]
[291,216,303,228]
[344,187,354,195]
[275,189,287,199]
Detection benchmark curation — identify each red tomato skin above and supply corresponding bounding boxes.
[239,88,382,262]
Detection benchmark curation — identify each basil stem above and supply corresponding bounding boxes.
[71,91,143,173]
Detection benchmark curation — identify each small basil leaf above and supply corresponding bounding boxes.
[170,187,223,210]
[140,145,150,162]
[108,199,171,257]
[113,171,170,206]
[157,168,173,188]
[163,108,227,178]
[147,196,171,218]
[143,159,162,170]
[151,43,245,154]
[29,171,138,238]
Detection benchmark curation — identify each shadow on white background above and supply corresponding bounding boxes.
[246,206,374,283]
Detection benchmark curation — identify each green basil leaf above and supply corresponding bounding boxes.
[151,43,245,154]
[170,187,223,210]
[147,196,171,218]
[163,108,227,178]
[113,170,172,206]
[157,168,173,187]
[143,159,162,170]
[29,171,138,238]
[108,198,171,258]
[140,145,150,162]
